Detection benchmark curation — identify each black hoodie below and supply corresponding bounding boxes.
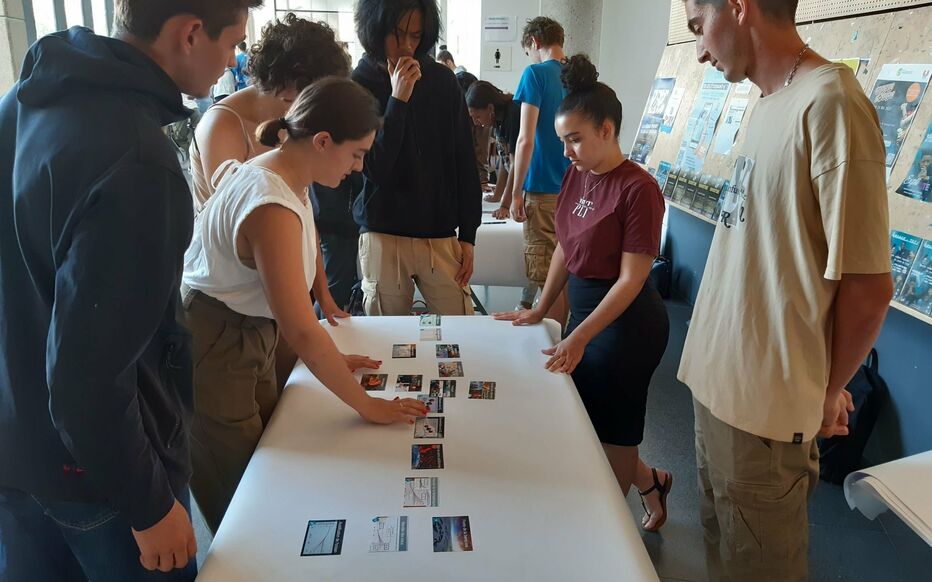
[351,55,481,245]
[0,28,194,530]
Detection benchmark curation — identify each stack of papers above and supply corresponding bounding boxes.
[844,450,932,546]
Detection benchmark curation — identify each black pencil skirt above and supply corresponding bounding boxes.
[565,275,670,446]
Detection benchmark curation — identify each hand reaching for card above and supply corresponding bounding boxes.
[359,396,427,425]
[344,354,381,373]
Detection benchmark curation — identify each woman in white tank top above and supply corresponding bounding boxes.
[182,78,428,533]
[190,14,355,389]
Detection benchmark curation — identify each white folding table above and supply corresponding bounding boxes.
[196,316,658,581]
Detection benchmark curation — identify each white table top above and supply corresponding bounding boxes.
[473,206,526,288]
[197,316,658,581]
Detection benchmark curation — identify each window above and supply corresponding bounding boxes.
[64,0,85,28]
[32,0,59,39]
[91,0,110,36]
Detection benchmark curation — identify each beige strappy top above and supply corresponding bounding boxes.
[189,104,256,213]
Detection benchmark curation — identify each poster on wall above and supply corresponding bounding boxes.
[712,98,749,156]
[895,120,932,203]
[833,57,868,77]
[631,78,676,164]
[483,16,516,42]
[890,230,922,296]
[897,239,932,315]
[676,68,731,173]
[868,64,932,176]
[660,87,686,134]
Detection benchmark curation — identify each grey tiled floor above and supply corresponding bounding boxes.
[192,287,931,580]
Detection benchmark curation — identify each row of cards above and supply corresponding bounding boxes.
[362,376,496,399]
[301,515,473,555]
[392,343,461,359]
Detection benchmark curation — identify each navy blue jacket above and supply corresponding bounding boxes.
[351,55,481,245]
[0,28,194,530]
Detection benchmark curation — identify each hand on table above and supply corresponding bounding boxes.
[132,499,197,572]
[819,389,855,438]
[359,396,427,425]
[493,307,543,326]
[344,354,381,373]
[542,333,587,375]
[491,205,510,220]
[318,295,350,326]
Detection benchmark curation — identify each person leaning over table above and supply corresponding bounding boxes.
[190,13,354,390]
[182,77,427,534]
[466,80,523,213]
[495,54,673,533]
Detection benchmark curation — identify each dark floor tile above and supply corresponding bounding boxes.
[808,481,885,532]
[889,530,932,581]
[809,524,900,581]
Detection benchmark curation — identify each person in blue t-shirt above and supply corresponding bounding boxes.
[506,17,572,318]
[233,41,250,90]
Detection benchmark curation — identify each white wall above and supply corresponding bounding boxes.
[445,0,482,75]
[597,0,670,153]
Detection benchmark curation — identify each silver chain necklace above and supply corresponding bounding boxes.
[784,44,810,88]
[583,172,610,198]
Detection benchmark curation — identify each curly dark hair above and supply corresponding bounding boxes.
[521,16,564,49]
[247,13,351,95]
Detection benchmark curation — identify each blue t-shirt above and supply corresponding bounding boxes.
[513,59,570,194]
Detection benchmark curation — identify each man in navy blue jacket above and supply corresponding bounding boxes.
[0,2,258,579]
[353,0,482,316]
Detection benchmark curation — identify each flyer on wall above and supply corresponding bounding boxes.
[895,120,932,203]
[868,64,932,176]
[890,230,922,296]
[660,86,686,134]
[631,77,676,164]
[677,68,731,173]
[897,239,932,315]
[712,98,749,156]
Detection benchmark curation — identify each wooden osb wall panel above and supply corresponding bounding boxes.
[645,4,932,240]
[667,0,931,45]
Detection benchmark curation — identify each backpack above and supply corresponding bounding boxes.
[817,349,889,485]
[650,256,672,299]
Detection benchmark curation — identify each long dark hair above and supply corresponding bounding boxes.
[355,0,442,60]
[257,77,382,147]
[557,54,623,138]
[465,81,514,124]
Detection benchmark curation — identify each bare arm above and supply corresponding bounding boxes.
[820,273,893,437]
[241,204,426,423]
[509,104,540,222]
[195,108,252,192]
[494,243,569,324]
[311,233,348,325]
[492,157,515,219]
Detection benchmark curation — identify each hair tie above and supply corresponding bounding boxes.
[279,117,288,127]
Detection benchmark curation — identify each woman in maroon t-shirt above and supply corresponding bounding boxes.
[495,55,672,532]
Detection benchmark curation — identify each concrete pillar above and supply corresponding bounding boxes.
[539,0,603,65]
[1,0,28,92]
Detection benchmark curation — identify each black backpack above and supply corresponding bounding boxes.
[817,349,889,485]
[650,256,672,299]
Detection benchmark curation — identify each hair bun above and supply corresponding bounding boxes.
[561,54,599,94]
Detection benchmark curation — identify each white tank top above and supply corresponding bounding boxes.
[183,161,317,318]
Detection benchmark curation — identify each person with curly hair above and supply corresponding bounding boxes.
[191,13,354,391]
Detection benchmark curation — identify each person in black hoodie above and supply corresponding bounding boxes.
[353,0,482,316]
[0,1,258,579]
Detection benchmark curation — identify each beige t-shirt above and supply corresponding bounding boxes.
[678,64,890,442]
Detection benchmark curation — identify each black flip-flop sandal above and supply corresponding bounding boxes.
[637,467,673,533]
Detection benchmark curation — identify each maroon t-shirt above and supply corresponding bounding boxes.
[555,160,665,280]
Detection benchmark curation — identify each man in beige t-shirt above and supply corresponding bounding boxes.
[678,1,894,580]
